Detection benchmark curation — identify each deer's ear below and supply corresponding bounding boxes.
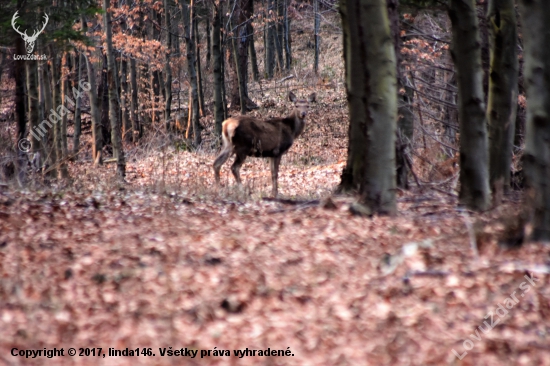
[308,93,316,103]
[289,91,297,102]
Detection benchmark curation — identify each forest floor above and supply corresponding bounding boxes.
[1,175,550,366]
[1,10,550,366]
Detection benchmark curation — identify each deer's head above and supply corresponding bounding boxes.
[12,11,49,54]
[289,91,316,119]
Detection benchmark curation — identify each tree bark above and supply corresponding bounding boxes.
[61,53,69,159]
[194,18,205,116]
[487,0,518,195]
[387,0,413,189]
[103,0,126,178]
[518,0,550,241]
[265,0,276,79]
[212,0,225,138]
[99,54,110,145]
[449,0,491,211]
[313,0,320,74]
[338,0,398,215]
[51,51,69,178]
[73,52,84,155]
[15,32,27,183]
[26,62,39,154]
[182,0,201,145]
[83,50,103,165]
[129,57,140,142]
[275,0,284,71]
[230,0,253,112]
[283,0,291,70]
[248,0,260,81]
[164,0,173,129]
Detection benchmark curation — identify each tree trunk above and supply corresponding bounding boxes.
[249,0,260,82]
[313,0,320,74]
[84,53,103,165]
[73,51,84,156]
[37,61,48,167]
[61,53,69,158]
[283,0,291,70]
[104,0,126,178]
[164,0,173,129]
[194,19,205,117]
[42,58,55,173]
[26,62,39,154]
[212,0,225,138]
[487,0,518,195]
[99,54,110,145]
[387,0,413,189]
[275,0,284,71]
[51,51,69,178]
[338,0,397,215]
[230,0,253,112]
[265,0,276,79]
[15,33,27,183]
[449,0,491,211]
[130,57,140,142]
[518,0,550,241]
[182,0,202,146]
[206,16,211,68]
[120,59,131,141]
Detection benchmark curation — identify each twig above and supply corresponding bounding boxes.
[263,197,320,205]
[277,75,294,83]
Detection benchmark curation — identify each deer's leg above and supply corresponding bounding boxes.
[270,156,281,197]
[213,147,232,185]
[231,152,247,185]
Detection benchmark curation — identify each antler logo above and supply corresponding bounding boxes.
[12,11,49,54]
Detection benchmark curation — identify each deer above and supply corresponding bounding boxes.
[213,91,316,197]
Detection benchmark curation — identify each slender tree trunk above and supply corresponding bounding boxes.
[231,25,246,113]
[120,59,131,141]
[206,16,211,68]
[338,0,398,215]
[487,0,518,196]
[26,62,39,154]
[249,0,260,81]
[283,0,291,70]
[212,0,225,138]
[15,33,27,183]
[99,54,110,145]
[130,58,140,141]
[73,51,84,156]
[195,19,205,116]
[449,0,491,211]
[61,53,69,158]
[265,0,276,79]
[164,0,173,128]
[51,51,69,178]
[313,0,320,74]
[43,59,55,173]
[230,0,253,112]
[275,0,284,71]
[518,0,550,241]
[84,53,103,165]
[387,0,414,189]
[37,61,48,167]
[104,0,126,178]
[182,0,201,145]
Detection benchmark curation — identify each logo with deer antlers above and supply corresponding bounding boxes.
[12,11,49,54]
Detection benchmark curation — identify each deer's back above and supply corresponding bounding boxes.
[223,116,296,157]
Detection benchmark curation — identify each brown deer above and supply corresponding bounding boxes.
[213,91,316,197]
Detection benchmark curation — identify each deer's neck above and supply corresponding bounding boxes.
[285,109,306,137]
